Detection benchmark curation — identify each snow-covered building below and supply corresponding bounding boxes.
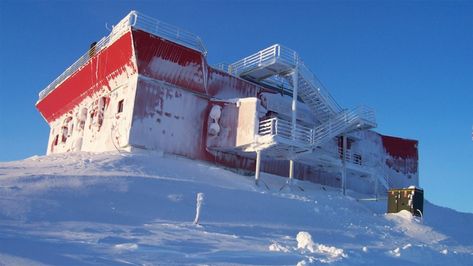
[36,11,419,195]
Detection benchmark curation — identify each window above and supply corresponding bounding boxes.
[353,154,362,165]
[61,126,68,143]
[117,99,124,113]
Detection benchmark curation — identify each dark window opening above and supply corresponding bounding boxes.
[61,126,68,143]
[353,154,362,165]
[117,99,124,114]
[53,135,59,146]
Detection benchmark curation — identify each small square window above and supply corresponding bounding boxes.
[117,99,124,114]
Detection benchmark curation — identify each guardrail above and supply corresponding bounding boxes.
[258,106,375,150]
[259,117,314,147]
[312,106,376,146]
[38,11,207,101]
[133,11,207,56]
[214,63,230,72]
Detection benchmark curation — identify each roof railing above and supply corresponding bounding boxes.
[132,11,207,56]
[38,11,207,102]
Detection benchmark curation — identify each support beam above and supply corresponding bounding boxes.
[291,64,299,143]
[289,159,294,184]
[255,150,261,185]
[289,60,298,186]
[374,171,378,200]
[341,135,347,195]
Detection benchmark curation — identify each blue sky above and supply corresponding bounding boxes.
[0,0,472,213]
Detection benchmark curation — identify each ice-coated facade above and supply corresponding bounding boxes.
[36,11,419,195]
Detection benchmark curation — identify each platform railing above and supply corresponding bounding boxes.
[258,117,313,147]
[38,11,207,101]
[312,106,377,147]
[229,44,282,76]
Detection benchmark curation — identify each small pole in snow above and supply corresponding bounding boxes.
[255,150,261,186]
[289,159,294,185]
[193,193,205,225]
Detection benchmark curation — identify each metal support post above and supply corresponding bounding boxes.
[289,159,294,184]
[341,135,347,195]
[255,150,261,185]
[374,172,378,200]
[289,60,299,185]
[291,63,299,142]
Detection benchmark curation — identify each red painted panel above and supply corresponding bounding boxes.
[132,29,206,95]
[381,134,418,160]
[36,32,136,123]
[207,68,261,98]
[381,134,418,175]
[132,29,264,100]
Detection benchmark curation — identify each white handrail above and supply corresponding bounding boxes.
[312,106,376,147]
[258,117,313,146]
[258,105,375,150]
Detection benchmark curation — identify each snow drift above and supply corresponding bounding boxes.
[0,151,472,265]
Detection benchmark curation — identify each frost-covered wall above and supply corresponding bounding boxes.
[380,135,419,188]
[129,77,208,158]
[37,31,138,154]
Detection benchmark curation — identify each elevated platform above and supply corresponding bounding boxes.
[229,44,342,122]
[229,44,296,81]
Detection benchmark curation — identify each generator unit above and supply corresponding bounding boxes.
[387,187,424,217]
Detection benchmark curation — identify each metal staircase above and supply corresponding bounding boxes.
[229,44,342,123]
[312,106,376,148]
[229,44,379,187]
[229,44,377,152]
[257,106,376,151]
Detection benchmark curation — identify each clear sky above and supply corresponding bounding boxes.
[0,0,472,213]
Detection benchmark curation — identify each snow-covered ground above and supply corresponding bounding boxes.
[0,151,472,265]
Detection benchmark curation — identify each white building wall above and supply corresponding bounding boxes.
[46,71,138,154]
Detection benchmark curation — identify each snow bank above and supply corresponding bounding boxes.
[296,231,346,261]
[0,151,472,265]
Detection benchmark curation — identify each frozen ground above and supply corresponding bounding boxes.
[0,151,472,265]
